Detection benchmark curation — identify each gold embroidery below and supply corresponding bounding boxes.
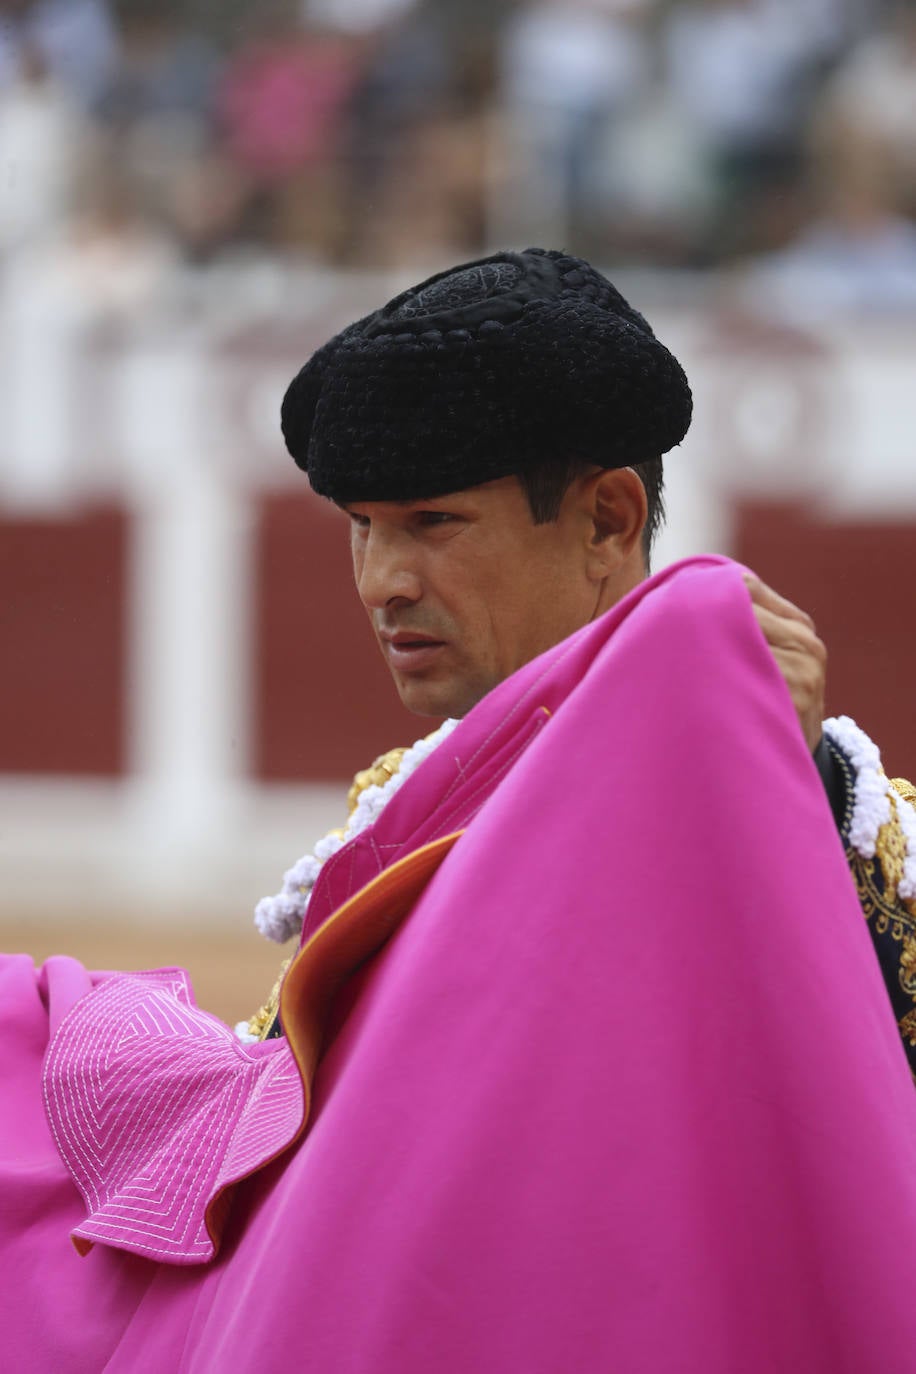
[875,792,908,903]
[901,936,916,995]
[347,747,409,815]
[243,956,293,1041]
[852,849,915,937]
[890,777,916,810]
[242,745,411,1040]
[850,778,916,1069]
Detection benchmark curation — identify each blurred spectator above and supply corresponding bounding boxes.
[86,2,226,258]
[760,0,875,66]
[0,0,118,109]
[747,214,916,316]
[0,44,88,252]
[91,1,232,261]
[818,0,916,218]
[0,0,912,278]
[216,3,362,254]
[167,147,250,264]
[95,0,220,126]
[219,17,353,182]
[737,0,916,315]
[497,0,653,254]
[661,0,843,257]
[5,156,179,329]
[745,123,916,316]
[335,0,492,266]
[586,79,715,266]
[303,0,416,36]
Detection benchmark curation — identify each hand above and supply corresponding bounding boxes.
[743,575,827,753]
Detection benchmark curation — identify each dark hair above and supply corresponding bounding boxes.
[518,457,666,569]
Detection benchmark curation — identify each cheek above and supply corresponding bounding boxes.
[350,540,365,596]
[510,557,586,655]
[474,573,534,668]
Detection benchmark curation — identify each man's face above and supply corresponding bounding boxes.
[346,476,606,718]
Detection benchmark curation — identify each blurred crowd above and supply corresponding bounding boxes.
[1,0,916,313]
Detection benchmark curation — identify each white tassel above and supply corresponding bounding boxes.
[823,716,916,901]
[253,890,308,944]
[251,718,460,945]
[823,716,891,859]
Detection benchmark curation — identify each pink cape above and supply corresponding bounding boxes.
[3,556,916,1372]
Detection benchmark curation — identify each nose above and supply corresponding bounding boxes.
[354,526,422,609]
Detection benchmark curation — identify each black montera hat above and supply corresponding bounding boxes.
[281,247,692,503]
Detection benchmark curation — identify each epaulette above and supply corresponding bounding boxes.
[822,719,916,1071]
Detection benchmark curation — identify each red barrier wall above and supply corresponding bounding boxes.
[3,497,912,784]
[0,505,126,775]
[734,501,916,776]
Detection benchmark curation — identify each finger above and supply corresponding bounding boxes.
[742,574,815,632]
[767,642,827,733]
[751,604,826,661]
[743,574,815,629]
[767,641,826,697]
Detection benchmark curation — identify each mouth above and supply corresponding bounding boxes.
[380,632,447,672]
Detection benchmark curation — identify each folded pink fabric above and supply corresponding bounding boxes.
[4,556,916,1373]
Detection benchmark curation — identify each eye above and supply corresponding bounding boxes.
[415,510,458,527]
[348,511,370,530]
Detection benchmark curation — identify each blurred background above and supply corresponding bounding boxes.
[2,0,915,1021]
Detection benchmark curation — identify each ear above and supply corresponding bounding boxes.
[581,467,648,582]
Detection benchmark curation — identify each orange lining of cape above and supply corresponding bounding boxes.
[202,831,463,1251]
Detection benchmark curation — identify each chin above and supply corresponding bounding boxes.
[393,675,480,720]
[396,685,456,718]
